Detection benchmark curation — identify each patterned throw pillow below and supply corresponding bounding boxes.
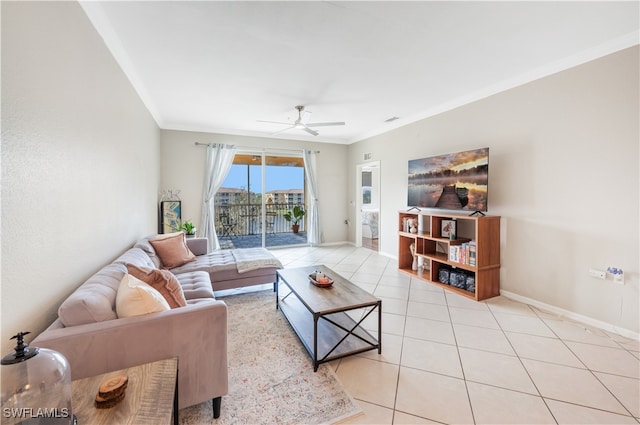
[149,232,196,269]
[126,264,187,308]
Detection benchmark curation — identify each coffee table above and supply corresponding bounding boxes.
[276,265,382,371]
[71,357,178,425]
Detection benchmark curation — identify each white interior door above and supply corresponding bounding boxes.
[356,161,381,251]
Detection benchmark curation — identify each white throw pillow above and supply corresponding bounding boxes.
[116,273,171,318]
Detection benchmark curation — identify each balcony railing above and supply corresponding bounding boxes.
[216,203,305,236]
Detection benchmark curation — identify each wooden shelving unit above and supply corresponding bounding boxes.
[398,210,501,301]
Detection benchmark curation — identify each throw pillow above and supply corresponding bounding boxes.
[154,231,183,241]
[149,232,196,269]
[116,274,170,318]
[126,263,187,309]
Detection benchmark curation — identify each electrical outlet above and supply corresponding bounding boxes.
[607,267,625,285]
[589,269,606,279]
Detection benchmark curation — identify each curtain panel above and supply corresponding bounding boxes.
[200,144,237,251]
[303,150,321,245]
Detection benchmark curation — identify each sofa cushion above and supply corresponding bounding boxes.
[116,274,170,318]
[113,247,157,269]
[170,249,277,283]
[185,237,208,256]
[150,233,196,269]
[58,263,125,327]
[133,237,162,268]
[126,264,187,308]
[175,271,216,301]
[170,249,236,276]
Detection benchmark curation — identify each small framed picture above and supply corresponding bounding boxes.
[441,219,456,238]
[160,200,181,234]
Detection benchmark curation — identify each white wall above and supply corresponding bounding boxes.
[160,130,349,245]
[347,46,639,335]
[1,2,160,355]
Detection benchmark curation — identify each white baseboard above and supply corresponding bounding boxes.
[500,290,639,342]
[320,240,354,247]
[378,251,396,260]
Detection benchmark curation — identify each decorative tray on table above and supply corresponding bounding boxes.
[309,271,334,288]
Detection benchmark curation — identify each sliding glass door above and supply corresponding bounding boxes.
[214,152,306,249]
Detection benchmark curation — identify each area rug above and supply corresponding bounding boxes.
[179,289,362,425]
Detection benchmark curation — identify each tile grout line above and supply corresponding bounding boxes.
[387,274,412,425]
[531,305,638,419]
[489,301,563,424]
[446,286,479,425]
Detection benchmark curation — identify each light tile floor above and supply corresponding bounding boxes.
[235,244,639,425]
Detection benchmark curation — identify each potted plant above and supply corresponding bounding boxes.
[283,205,306,233]
[182,220,197,238]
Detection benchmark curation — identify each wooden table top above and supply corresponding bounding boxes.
[72,357,177,425]
[277,265,380,315]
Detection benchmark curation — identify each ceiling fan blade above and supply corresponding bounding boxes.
[257,120,293,125]
[305,122,346,127]
[302,126,319,136]
[270,125,296,135]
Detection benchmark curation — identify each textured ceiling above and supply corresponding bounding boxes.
[81,1,639,144]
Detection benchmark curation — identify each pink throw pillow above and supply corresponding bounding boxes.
[149,232,196,269]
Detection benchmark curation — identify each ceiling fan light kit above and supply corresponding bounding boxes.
[258,105,345,136]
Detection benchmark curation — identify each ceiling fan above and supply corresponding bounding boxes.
[257,105,345,136]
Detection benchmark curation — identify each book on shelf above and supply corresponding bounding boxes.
[402,217,411,233]
[449,246,458,262]
[449,241,476,266]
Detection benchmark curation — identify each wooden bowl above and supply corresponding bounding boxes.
[309,273,334,287]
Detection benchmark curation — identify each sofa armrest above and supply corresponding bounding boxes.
[186,237,208,256]
[32,299,228,409]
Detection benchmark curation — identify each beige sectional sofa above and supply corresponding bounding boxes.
[32,234,282,419]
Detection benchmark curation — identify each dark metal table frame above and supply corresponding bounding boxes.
[276,265,382,371]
